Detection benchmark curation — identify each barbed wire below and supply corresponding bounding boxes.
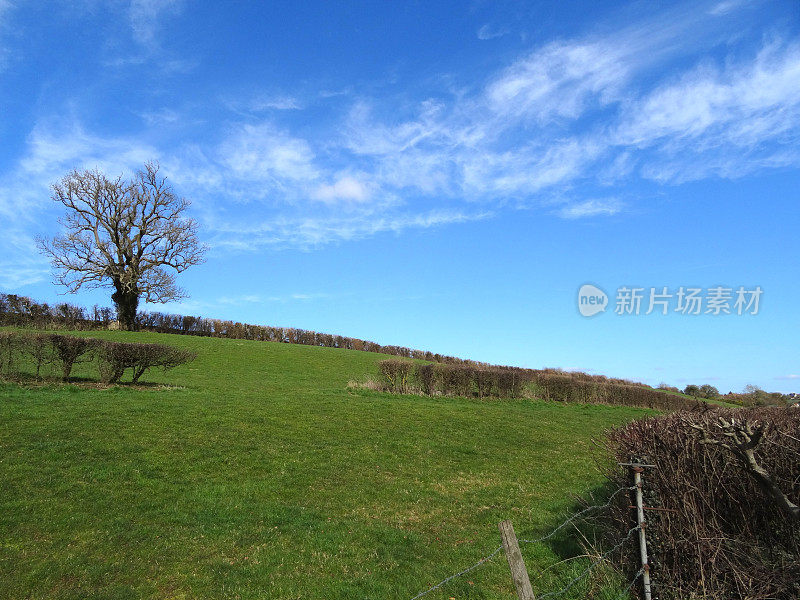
[408,545,503,600]
[534,524,641,600]
[520,485,636,545]
[407,484,638,600]
[618,567,645,598]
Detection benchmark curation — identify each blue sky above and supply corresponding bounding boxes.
[1,0,799,393]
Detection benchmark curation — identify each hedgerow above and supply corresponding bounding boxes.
[376,360,699,410]
[49,334,101,381]
[0,293,667,394]
[7,292,784,409]
[0,331,194,384]
[606,407,800,599]
[98,341,196,384]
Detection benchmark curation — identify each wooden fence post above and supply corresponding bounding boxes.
[498,520,536,600]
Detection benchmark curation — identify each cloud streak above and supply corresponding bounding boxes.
[1,0,798,280]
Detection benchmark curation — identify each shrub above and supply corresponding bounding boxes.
[606,407,800,599]
[683,384,700,396]
[0,331,25,377]
[99,341,195,384]
[129,344,196,383]
[48,334,100,381]
[378,359,414,393]
[21,333,54,378]
[474,368,496,399]
[98,342,134,383]
[416,363,438,395]
[440,364,473,397]
[698,384,720,399]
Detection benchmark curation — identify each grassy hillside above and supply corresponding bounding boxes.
[1,330,653,599]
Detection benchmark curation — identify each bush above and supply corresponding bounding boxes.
[416,363,438,395]
[474,368,496,399]
[129,344,196,383]
[99,341,196,384]
[48,334,100,381]
[606,407,800,599]
[378,359,414,393]
[440,364,473,397]
[0,331,25,377]
[698,383,720,399]
[21,333,54,378]
[683,384,700,397]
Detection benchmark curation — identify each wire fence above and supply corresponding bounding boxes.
[408,484,643,600]
[408,545,504,600]
[535,525,640,600]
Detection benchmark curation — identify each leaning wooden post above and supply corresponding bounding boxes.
[632,467,653,600]
[498,520,536,600]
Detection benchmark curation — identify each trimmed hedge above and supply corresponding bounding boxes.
[377,359,700,410]
[606,407,800,599]
[98,342,196,384]
[0,292,660,393]
[48,334,100,381]
[0,331,195,384]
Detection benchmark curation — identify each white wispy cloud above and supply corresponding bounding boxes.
[20,121,157,178]
[339,26,800,203]
[615,41,800,149]
[217,122,319,187]
[250,96,302,111]
[207,209,491,252]
[484,38,628,123]
[0,0,15,70]
[477,24,510,41]
[0,230,50,289]
[0,119,159,290]
[218,292,335,305]
[222,93,304,115]
[775,374,800,381]
[557,198,622,219]
[128,0,184,47]
[312,176,371,203]
[2,1,798,269]
[139,108,181,126]
[707,0,747,16]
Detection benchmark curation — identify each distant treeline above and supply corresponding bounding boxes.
[378,359,699,411]
[1,291,651,388]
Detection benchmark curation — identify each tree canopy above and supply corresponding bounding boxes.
[37,161,206,330]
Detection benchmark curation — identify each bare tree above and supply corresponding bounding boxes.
[37,161,206,330]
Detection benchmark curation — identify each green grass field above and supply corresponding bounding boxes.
[1,330,653,599]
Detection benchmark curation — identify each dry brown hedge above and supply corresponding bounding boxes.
[1,293,672,395]
[98,341,197,384]
[376,360,685,408]
[0,331,195,384]
[606,407,800,599]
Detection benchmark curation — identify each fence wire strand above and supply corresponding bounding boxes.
[520,485,636,545]
[535,525,641,600]
[407,484,638,600]
[408,545,503,600]
[619,567,645,598]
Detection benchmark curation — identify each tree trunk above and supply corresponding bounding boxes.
[112,286,140,331]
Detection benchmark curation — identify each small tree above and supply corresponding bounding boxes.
[37,162,206,330]
[683,384,701,397]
